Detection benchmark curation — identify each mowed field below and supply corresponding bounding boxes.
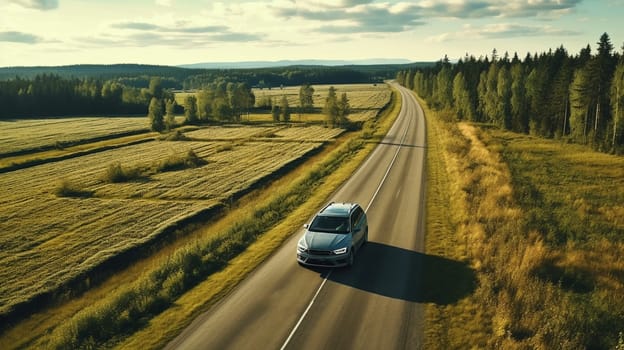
[0,117,151,156]
[0,84,390,324]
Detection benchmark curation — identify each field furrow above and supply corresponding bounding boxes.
[0,136,323,316]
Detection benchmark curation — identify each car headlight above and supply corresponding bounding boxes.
[297,240,307,252]
[332,247,348,255]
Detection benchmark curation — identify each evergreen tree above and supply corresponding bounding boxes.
[323,86,339,127]
[610,61,624,149]
[483,63,499,123]
[496,65,512,129]
[452,72,473,120]
[510,63,529,132]
[590,33,617,145]
[525,66,547,135]
[476,70,488,122]
[569,66,592,142]
[434,65,453,109]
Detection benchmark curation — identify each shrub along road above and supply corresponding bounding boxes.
[166,83,431,349]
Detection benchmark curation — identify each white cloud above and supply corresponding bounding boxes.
[426,23,580,42]
[0,31,44,43]
[8,0,58,10]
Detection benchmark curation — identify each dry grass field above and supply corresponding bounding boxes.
[0,134,324,318]
[422,87,624,350]
[0,137,321,318]
[0,117,151,156]
[0,83,393,349]
[185,124,344,142]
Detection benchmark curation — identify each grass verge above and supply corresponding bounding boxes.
[420,93,624,349]
[12,85,400,350]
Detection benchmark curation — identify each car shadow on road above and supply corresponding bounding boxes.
[308,242,477,305]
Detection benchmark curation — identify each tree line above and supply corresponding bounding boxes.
[171,82,349,130]
[1,63,424,90]
[0,74,164,118]
[397,33,624,153]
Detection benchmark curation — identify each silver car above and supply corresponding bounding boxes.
[296,202,368,267]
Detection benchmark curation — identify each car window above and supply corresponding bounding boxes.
[351,207,364,229]
[309,216,350,234]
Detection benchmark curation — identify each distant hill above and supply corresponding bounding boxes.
[0,64,203,81]
[0,61,436,88]
[178,59,414,69]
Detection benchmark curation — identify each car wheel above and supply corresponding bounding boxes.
[363,227,368,245]
[347,249,354,267]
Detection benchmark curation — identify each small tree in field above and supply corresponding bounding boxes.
[299,83,314,113]
[148,97,165,132]
[271,99,280,122]
[184,95,198,124]
[323,86,339,127]
[337,92,350,126]
[165,98,176,130]
[280,95,290,122]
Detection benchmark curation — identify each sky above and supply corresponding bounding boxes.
[0,0,623,67]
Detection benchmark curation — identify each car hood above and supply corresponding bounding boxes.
[302,230,350,250]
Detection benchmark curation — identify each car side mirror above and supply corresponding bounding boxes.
[303,224,309,229]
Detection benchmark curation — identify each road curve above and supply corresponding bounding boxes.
[166,83,427,350]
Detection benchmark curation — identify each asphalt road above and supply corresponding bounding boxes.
[166,83,427,350]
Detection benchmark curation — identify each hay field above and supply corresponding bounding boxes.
[185,124,344,142]
[0,83,388,323]
[0,117,150,155]
[184,125,285,140]
[0,133,324,317]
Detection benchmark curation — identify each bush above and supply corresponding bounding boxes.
[157,150,206,172]
[103,162,144,183]
[159,130,189,141]
[55,179,93,198]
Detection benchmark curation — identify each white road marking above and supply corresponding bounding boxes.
[279,274,330,350]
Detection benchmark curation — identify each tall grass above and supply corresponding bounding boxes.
[421,91,624,350]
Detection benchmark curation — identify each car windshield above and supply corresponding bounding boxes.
[309,215,350,234]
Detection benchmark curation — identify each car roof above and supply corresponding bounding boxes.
[319,202,357,217]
